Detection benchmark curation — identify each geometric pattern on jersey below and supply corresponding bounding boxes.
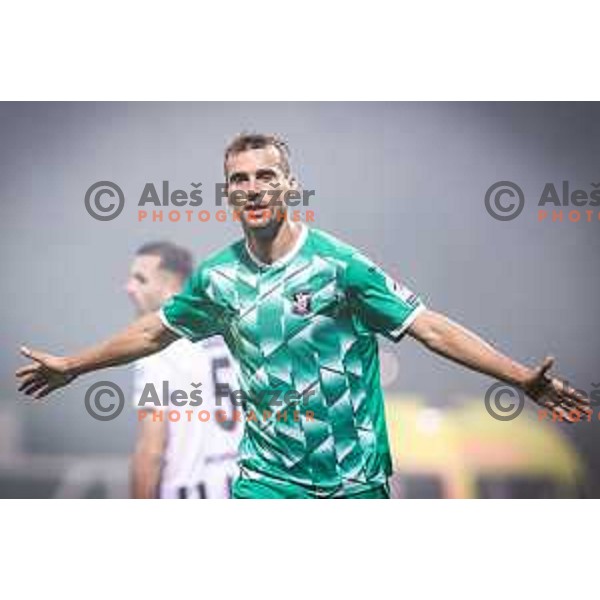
[161,225,424,497]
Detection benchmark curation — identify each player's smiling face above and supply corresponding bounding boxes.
[225,146,294,232]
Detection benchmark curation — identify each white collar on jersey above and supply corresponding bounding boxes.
[244,222,308,269]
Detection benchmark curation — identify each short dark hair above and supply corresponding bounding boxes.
[224,132,291,176]
[136,241,194,280]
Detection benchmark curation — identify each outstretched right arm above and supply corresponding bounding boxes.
[16,312,179,399]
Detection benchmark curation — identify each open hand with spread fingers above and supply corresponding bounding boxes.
[16,346,77,400]
[521,357,592,423]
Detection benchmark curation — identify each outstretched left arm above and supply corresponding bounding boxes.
[407,308,590,422]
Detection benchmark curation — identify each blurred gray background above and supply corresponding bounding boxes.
[1,102,598,496]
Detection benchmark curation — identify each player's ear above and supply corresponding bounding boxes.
[223,180,235,207]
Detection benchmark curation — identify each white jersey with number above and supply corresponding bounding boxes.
[132,336,242,499]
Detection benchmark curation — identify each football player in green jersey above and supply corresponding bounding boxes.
[16,133,591,499]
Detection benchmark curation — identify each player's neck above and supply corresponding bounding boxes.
[245,221,304,266]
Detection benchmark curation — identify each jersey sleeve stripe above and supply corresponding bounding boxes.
[388,303,426,342]
[158,307,187,339]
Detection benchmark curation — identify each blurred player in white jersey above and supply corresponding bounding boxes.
[126,241,242,499]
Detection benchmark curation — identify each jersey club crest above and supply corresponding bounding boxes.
[291,291,312,315]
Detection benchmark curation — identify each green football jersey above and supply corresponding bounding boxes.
[160,225,424,497]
